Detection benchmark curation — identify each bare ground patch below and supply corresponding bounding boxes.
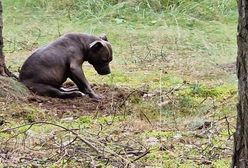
[27,83,143,118]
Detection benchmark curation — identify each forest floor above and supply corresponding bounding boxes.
[0,0,238,167]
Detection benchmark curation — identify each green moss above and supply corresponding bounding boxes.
[0,76,29,99]
[76,116,92,124]
[213,159,231,168]
[0,132,12,140]
[183,83,236,99]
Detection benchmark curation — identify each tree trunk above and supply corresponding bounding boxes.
[0,0,5,76]
[232,0,248,167]
[0,0,17,78]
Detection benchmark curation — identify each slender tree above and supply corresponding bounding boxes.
[233,0,248,167]
[0,0,5,76]
[0,0,17,78]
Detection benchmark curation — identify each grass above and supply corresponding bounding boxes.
[0,0,238,167]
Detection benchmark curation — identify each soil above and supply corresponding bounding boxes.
[27,82,143,118]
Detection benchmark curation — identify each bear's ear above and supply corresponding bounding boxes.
[89,41,104,50]
[99,33,108,41]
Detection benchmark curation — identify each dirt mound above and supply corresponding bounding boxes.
[28,83,142,118]
[0,76,29,100]
[0,78,143,118]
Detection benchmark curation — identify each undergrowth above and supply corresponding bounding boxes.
[0,0,238,167]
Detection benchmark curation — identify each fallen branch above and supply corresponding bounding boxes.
[0,121,133,166]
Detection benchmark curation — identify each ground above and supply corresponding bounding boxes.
[0,0,237,167]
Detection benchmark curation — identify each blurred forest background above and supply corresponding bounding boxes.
[0,0,237,167]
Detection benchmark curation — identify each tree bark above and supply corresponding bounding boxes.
[232,0,248,167]
[0,0,17,78]
[0,0,5,76]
